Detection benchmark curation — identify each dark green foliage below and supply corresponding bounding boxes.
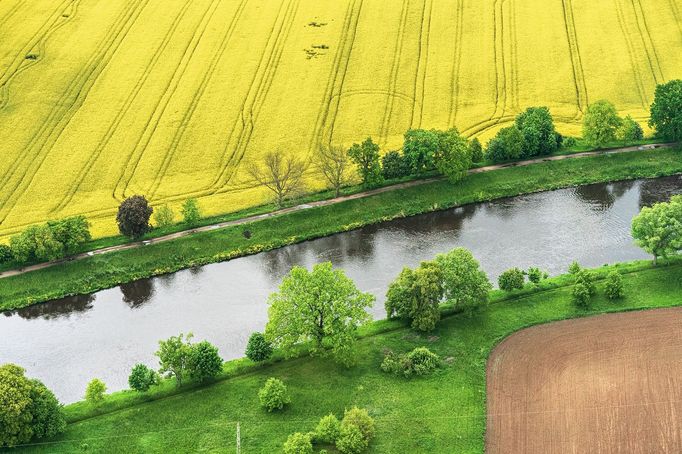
[0,244,12,263]
[385,260,443,331]
[189,341,223,381]
[128,364,159,392]
[562,136,578,148]
[347,138,383,187]
[117,195,153,239]
[514,107,558,157]
[283,432,313,454]
[432,128,472,183]
[381,347,441,378]
[245,332,273,362]
[604,271,624,300]
[314,414,341,444]
[469,137,483,163]
[181,198,201,226]
[28,379,67,440]
[649,79,682,141]
[498,268,525,291]
[258,377,290,412]
[381,150,410,179]
[619,115,644,143]
[486,126,525,162]
[402,129,440,174]
[526,267,548,284]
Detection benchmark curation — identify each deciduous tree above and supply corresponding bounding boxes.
[631,195,682,264]
[435,248,491,311]
[385,261,443,332]
[315,145,353,197]
[582,100,622,147]
[116,195,153,239]
[347,138,383,187]
[247,151,307,208]
[156,333,194,386]
[649,79,682,141]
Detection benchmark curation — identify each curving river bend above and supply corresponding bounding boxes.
[2,176,681,403]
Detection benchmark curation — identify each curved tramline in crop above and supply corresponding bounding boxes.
[50,0,196,215]
[560,0,589,118]
[409,0,433,130]
[0,0,149,226]
[112,0,222,202]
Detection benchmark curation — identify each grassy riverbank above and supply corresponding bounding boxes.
[14,258,682,452]
[1,147,681,312]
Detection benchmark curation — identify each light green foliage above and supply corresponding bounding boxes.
[572,282,592,308]
[433,128,472,183]
[381,347,441,377]
[188,340,223,381]
[181,198,201,226]
[385,261,443,332]
[266,262,374,366]
[631,195,682,264]
[568,261,582,275]
[153,204,175,228]
[498,268,526,292]
[156,333,194,386]
[336,423,368,454]
[128,364,159,392]
[469,137,483,163]
[47,216,91,255]
[604,271,624,300]
[258,377,290,412]
[314,413,341,443]
[515,107,558,157]
[575,269,597,296]
[649,79,682,141]
[85,379,106,403]
[618,115,644,143]
[486,126,525,162]
[283,432,313,454]
[245,332,273,362]
[582,100,622,147]
[435,248,491,311]
[10,224,63,263]
[347,138,383,187]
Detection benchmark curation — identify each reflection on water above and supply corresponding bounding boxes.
[1,176,681,402]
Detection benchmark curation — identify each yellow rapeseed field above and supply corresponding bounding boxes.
[0,0,680,238]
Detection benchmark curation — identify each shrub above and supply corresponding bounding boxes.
[258,377,290,412]
[128,364,159,392]
[582,100,622,147]
[498,268,525,291]
[604,271,624,300]
[486,126,525,162]
[514,106,558,157]
[314,413,341,443]
[47,216,91,255]
[0,244,13,263]
[283,432,313,454]
[341,407,375,442]
[181,198,201,226]
[10,224,63,263]
[526,267,547,284]
[568,261,582,275]
[188,340,223,381]
[116,195,153,238]
[618,115,644,143]
[381,150,410,179]
[572,282,591,308]
[562,136,578,148]
[574,269,596,296]
[336,423,368,454]
[381,347,441,377]
[469,137,483,163]
[245,332,273,362]
[153,204,174,228]
[85,379,106,403]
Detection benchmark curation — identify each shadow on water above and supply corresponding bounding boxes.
[5,294,96,320]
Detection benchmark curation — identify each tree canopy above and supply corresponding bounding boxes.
[649,79,682,141]
[582,100,622,147]
[631,195,682,264]
[385,260,443,332]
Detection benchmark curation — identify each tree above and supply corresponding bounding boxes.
[385,261,443,332]
[486,126,525,162]
[381,150,410,179]
[526,267,547,284]
[618,115,644,143]
[315,414,341,444]
[515,106,558,157]
[283,432,313,454]
[245,332,273,362]
[10,224,62,263]
[117,195,153,239]
[181,198,201,226]
[402,129,439,174]
[85,378,106,403]
[0,364,65,448]
[0,244,12,264]
[347,138,383,187]
[153,204,174,228]
[498,268,526,291]
[258,377,290,412]
[266,262,374,365]
[631,195,682,264]
[315,145,353,197]
[649,79,682,141]
[247,150,307,208]
[156,333,194,386]
[128,364,159,392]
[604,271,624,300]
[188,340,223,381]
[568,261,582,275]
[432,128,472,183]
[47,216,91,255]
[435,248,491,311]
[469,137,484,163]
[582,100,622,147]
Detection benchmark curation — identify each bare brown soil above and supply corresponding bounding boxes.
[486,308,682,453]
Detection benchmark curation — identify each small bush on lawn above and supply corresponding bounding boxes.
[85,379,106,403]
[128,364,159,392]
[341,407,375,441]
[283,432,313,454]
[526,267,548,284]
[258,377,290,412]
[604,271,624,300]
[336,423,367,454]
[381,347,441,377]
[314,413,341,444]
[498,268,525,291]
[572,283,592,308]
[245,332,273,362]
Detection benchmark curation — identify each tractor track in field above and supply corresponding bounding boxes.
[0,142,675,279]
[447,0,464,128]
[0,0,25,33]
[113,0,223,202]
[146,0,249,200]
[629,0,665,83]
[669,0,682,40]
[51,0,197,215]
[560,0,589,118]
[410,0,432,129]
[613,0,650,109]
[0,0,149,225]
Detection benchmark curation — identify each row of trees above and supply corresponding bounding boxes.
[117,195,202,239]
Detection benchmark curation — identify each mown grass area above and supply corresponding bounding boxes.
[1,147,681,312]
[14,259,682,453]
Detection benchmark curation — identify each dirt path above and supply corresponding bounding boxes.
[0,142,675,279]
[486,307,682,454]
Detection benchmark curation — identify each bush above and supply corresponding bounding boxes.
[116,195,153,239]
[314,413,341,443]
[128,364,159,392]
[562,136,578,148]
[618,115,644,143]
[245,332,273,362]
[486,126,525,162]
[0,244,12,263]
[574,269,596,296]
[568,261,582,275]
[341,407,375,442]
[469,137,483,163]
[381,347,441,377]
[181,198,201,226]
[526,267,547,284]
[10,224,63,263]
[604,271,624,300]
[153,204,174,228]
[85,378,106,403]
[258,377,290,412]
[381,150,410,179]
[283,432,313,454]
[385,261,443,332]
[336,423,368,454]
[188,341,223,381]
[498,268,525,291]
[582,100,622,147]
[514,106,558,157]
[572,282,592,308]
